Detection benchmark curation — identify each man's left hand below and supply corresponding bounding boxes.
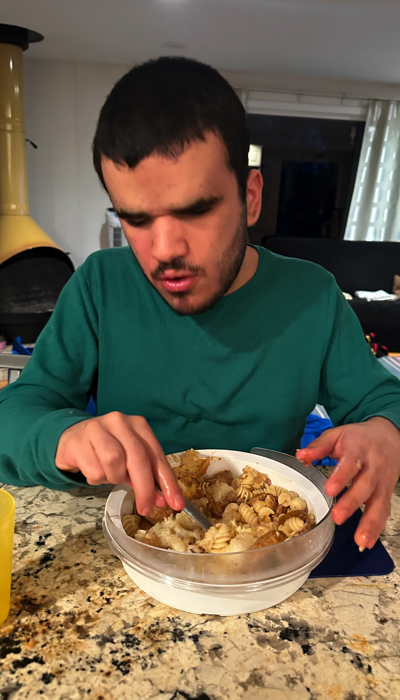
[296,417,400,550]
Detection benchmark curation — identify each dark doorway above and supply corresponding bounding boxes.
[277,161,339,238]
[248,114,365,243]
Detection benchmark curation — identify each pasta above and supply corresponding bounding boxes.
[122,514,141,537]
[256,521,278,533]
[251,499,267,514]
[238,503,259,527]
[251,487,269,497]
[289,496,308,512]
[221,502,242,524]
[122,449,315,554]
[279,516,306,537]
[277,492,292,507]
[199,522,234,553]
[258,506,275,521]
[234,484,253,501]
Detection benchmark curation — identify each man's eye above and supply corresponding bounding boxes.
[125,218,150,228]
[183,206,212,218]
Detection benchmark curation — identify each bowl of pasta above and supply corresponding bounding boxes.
[103,448,334,615]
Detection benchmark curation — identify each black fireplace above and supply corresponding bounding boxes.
[0,247,74,343]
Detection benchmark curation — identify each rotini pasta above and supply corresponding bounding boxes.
[251,499,266,514]
[256,521,278,534]
[238,503,259,527]
[277,492,292,506]
[258,506,275,521]
[125,450,315,553]
[122,514,141,537]
[279,516,306,537]
[289,496,308,512]
[251,487,269,497]
[234,484,253,501]
[199,522,234,553]
[221,502,242,524]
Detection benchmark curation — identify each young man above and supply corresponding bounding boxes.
[1,57,400,552]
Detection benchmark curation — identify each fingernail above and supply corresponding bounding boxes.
[173,496,185,511]
[327,477,341,494]
[332,509,344,525]
[357,533,369,552]
[141,506,151,516]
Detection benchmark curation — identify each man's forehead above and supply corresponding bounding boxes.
[102,141,233,214]
[101,131,231,187]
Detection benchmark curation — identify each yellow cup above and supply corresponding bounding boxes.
[0,490,15,626]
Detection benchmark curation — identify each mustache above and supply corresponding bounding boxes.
[151,257,204,281]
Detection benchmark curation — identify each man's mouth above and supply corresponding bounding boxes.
[157,272,197,293]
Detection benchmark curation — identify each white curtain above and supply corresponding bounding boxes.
[345,100,400,242]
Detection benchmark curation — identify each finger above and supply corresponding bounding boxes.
[108,416,157,515]
[123,480,165,507]
[132,417,184,510]
[296,427,341,465]
[58,441,106,486]
[123,474,166,507]
[331,461,378,526]
[325,454,363,498]
[354,489,392,550]
[90,425,128,485]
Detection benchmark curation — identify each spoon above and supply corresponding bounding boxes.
[154,483,213,531]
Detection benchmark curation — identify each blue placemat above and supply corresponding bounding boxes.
[310,506,394,578]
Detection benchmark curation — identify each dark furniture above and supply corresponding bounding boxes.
[262,237,400,351]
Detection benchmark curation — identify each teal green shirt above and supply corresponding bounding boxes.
[1,246,400,490]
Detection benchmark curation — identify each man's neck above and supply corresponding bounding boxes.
[226,245,259,296]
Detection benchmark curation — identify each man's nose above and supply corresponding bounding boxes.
[151,216,189,262]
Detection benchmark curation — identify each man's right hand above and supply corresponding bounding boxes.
[55,412,185,516]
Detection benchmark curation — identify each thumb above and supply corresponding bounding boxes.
[296,427,341,465]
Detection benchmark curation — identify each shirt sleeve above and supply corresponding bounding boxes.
[317,277,400,430]
[0,263,99,490]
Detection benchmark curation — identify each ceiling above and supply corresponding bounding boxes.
[3,0,400,84]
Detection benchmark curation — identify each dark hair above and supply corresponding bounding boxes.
[92,56,249,201]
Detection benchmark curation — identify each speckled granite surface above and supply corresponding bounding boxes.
[0,479,399,700]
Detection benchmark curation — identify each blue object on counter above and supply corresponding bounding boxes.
[309,506,394,578]
[301,413,337,466]
[12,336,33,355]
[86,397,96,416]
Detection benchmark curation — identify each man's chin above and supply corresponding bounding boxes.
[166,295,207,316]
[162,290,220,316]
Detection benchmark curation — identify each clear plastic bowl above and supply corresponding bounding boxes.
[103,449,334,615]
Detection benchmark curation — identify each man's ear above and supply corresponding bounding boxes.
[246,169,263,227]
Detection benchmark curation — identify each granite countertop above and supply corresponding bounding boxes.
[0,479,399,700]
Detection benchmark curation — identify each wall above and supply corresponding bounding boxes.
[221,69,400,101]
[23,59,400,267]
[24,60,128,268]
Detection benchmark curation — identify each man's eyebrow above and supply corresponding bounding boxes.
[116,196,222,221]
[116,208,149,221]
[172,196,222,215]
